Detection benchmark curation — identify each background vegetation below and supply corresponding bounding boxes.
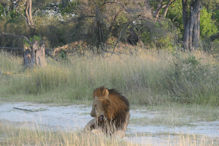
[0,0,218,106]
[0,0,218,51]
[0,50,218,106]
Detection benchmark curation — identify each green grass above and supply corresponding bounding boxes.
[0,50,219,105]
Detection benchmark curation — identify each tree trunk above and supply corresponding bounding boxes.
[182,0,201,50]
[23,46,32,68]
[35,42,47,67]
[95,6,105,51]
[23,41,47,68]
[182,0,188,30]
[23,0,46,68]
[192,8,200,48]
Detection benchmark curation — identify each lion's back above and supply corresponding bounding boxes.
[104,89,130,129]
[108,89,129,111]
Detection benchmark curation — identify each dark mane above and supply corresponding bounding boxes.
[92,86,130,132]
[108,89,130,110]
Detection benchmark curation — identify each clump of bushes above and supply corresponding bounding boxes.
[163,54,219,105]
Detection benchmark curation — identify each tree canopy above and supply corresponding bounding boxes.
[0,0,218,53]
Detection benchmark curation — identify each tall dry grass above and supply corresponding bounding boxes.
[0,123,217,146]
[0,50,218,105]
[0,124,134,146]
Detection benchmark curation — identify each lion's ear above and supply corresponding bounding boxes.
[103,88,109,97]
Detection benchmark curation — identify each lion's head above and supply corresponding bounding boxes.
[90,87,109,118]
[89,86,130,135]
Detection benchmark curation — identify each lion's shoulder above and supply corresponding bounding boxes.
[108,89,129,110]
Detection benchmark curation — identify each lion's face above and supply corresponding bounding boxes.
[90,87,109,118]
[90,97,105,117]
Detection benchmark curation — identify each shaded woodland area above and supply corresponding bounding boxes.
[0,0,218,64]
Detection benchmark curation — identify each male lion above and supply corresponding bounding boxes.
[84,86,130,138]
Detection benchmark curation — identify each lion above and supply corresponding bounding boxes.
[84,86,130,138]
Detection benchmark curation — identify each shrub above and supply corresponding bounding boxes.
[200,8,218,38]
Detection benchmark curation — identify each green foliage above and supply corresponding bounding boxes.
[0,4,4,17]
[140,20,177,51]
[155,33,175,51]
[116,13,129,26]
[33,35,41,41]
[200,8,218,38]
[214,9,219,27]
[211,39,219,51]
[59,1,79,15]
[141,30,175,50]
[167,1,218,39]
[167,0,183,31]
[24,40,30,48]
[9,10,18,19]
[183,55,199,66]
[140,31,151,44]
[58,50,67,60]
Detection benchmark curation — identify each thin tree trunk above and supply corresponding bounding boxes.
[163,0,176,18]
[35,42,47,67]
[28,0,34,26]
[25,0,34,27]
[95,6,105,51]
[182,0,188,29]
[189,10,195,50]
[183,19,190,50]
[154,0,164,21]
[192,9,200,48]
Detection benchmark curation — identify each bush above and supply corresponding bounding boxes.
[59,1,79,15]
[163,54,219,105]
[200,8,218,38]
[140,20,178,51]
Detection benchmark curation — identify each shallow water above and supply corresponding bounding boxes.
[0,102,218,145]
